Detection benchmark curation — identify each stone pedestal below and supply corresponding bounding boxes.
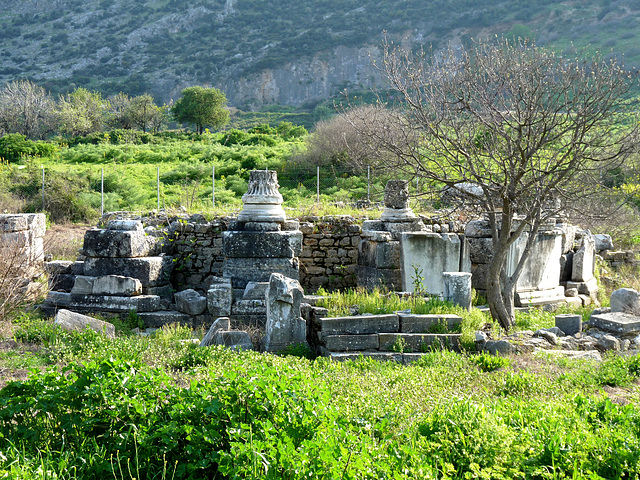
[357,180,426,291]
[42,220,167,317]
[443,272,472,310]
[264,273,306,352]
[222,171,303,327]
[465,219,567,307]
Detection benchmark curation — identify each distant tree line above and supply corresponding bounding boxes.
[0,80,230,140]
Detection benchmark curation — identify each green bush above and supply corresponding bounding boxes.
[0,134,36,162]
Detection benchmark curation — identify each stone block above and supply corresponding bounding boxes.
[1,231,30,248]
[223,231,302,258]
[483,340,516,356]
[515,286,566,307]
[594,234,614,251]
[70,276,95,295]
[242,282,269,300]
[470,263,490,291]
[324,334,379,351]
[358,239,400,269]
[328,352,402,363]
[232,299,266,316]
[565,278,598,296]
[467,237,494,264]
[106,220,144,232]
[44,291,71,308]
[596,334,620,351]
[398,313,463,333]
[82,229,158,258]
[378,333,461,352]
[356,265,402,291]
[175,288,207,315]
[610,288,640,315]
[69,294,160,313]
[0,215,28,232]
[55,309,115,338]
[138,310,192,328]
[318,314,399,339]
[222,257,299,289]
[200,317,231,346]
[45,260,73,275]
[264,273,306,352]
[400,232,462,296]
[589,311,640,335]
[555,314,582,336]
[213,330,254,350]
[142,284,174,301]
[93,275,142,296]
[83,256,174,287]
[559,253,573,283]
[443,272,472,310]
[572,235,595,282]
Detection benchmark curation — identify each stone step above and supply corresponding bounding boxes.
[318,314,399,339]
[69,294,161,313]
[327,352,444,364]
[398,313,462,333]
[378,333,461,352]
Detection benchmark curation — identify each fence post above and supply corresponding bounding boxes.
[41,166,45,211]
[316,166,320,204]
[101,167,104,216]
[367,165,371,203]
[212,164,215,209]
[157,166,160,212]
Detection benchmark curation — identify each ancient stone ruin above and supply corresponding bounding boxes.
[39,172,617,359]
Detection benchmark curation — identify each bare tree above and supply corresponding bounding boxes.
[354,37,637,330]
[303,104,415,168]
[0,80,55,139]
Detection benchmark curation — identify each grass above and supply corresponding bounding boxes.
[1,313,640,478]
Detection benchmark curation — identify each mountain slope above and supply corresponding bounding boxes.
[0,0,638,108]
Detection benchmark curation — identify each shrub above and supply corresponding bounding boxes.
[472,351,511,372]
[0,134,35,162]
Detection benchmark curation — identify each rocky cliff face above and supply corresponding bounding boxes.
[0,0,638,108]
[221,45,383,108]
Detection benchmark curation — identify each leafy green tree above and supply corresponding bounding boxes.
[106,92,133,130]
[172,86,229,134]
[56,88,106,137]
[127,94,160,133]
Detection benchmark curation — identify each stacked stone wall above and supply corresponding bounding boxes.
[298,216,362,291]
[168,218,230,294]
[0,213,46,280]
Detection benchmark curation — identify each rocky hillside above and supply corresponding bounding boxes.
[1,0,639,108]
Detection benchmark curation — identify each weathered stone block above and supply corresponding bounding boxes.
[398,313,462,333]
[358,239,400,269]
[175,288,207,315]
[83,229,158,258]
[207,281,233,317]
[0,215,28,232]
[69,294,160,313]
[610,288,640,315]
[93,275,142,296]
[200,317,231,346]
[555,314,582,336]
[318,314,399,339]
[55,309,115,338]
[589,312,640,335]
[400,232,463,296]
[45,260,73,275]
[264,273,306,352]
[222,257,299,289]
[138,310,192,328]
[328,352,402,363]
[572,235,595,282]
[324,334,379,351]
[443,272,472,310]
[213,330,254,350]
[356,265,402,291]
[223,231,302,258]
[242,282,269,300]
[378,333,461,352]
[83,256,174,287]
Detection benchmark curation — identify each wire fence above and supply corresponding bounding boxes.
[0,164,404,221]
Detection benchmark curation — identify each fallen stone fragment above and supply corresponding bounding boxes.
[54,309,115,338]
